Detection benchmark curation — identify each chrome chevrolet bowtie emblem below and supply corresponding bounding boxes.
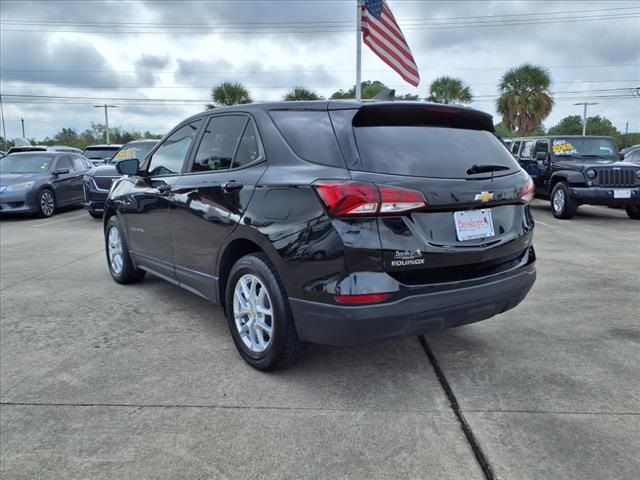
[475,191,494,202]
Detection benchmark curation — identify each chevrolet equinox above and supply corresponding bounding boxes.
[103,101,537,370]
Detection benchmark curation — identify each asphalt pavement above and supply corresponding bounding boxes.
[0,200,638,479]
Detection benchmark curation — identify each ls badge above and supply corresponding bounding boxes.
[475,191,494,202]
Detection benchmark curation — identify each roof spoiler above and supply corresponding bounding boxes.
[352,103,494,131]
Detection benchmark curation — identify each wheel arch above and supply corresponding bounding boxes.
[217,237,266,312]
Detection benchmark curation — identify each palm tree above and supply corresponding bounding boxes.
[496,64,554,134]
[208,81,252,109]
[283,87,323,101]
[427,76,473,104]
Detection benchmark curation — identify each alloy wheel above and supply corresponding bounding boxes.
[233,274,274,353]
[553,188,565,213]
[40,191,55,217]
[108,226,124,275]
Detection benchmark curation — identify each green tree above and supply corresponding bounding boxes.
[54,128,81,147]
[548,115,620,137]
[330,80,388,99]
[495,122,515,139]
[427,76,472,104]
[496,64,554,134]
[208,81,252,108]
[283,87,323,101]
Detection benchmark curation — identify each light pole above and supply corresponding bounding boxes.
[93,105,117,143]
[21,118,25,138]
[574,102,598,136]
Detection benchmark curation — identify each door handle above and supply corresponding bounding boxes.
[222,181,243,193]
[157,183,172,194]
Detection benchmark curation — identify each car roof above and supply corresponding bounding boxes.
[83,144,123,149]
[6,151,59,157]
[178,100,493,126]
[123,139,159,146]
[512,135,616,141]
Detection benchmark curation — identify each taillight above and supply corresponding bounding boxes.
[335,293,391,304]
[313,180,427,217]
[519,177,535,204]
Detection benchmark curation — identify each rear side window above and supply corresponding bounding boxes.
[234,121,261,168]
[511,141,521,155]
[270,110,344,167]
[192,116,248,172]
[353,127,520,178]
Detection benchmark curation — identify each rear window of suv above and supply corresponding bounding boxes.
[353,126,520,178]
[269,110,345,167]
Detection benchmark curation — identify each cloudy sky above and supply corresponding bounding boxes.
[1,0,639,141]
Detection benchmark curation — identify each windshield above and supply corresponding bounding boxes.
[0,154,53,174]
[83,149,117,160]
[353,126,520,178]
[110,143,156,164]
[552,138,618,160]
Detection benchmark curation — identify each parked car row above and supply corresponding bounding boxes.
[0,140,155,217]
[83,140,158,218]
[508,135,640,219]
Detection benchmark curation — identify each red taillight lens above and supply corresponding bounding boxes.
[377,185,428,214]
[335,293,391,304]
[519,177,535,204]
[313,181,379,216]
[313,181,427,217]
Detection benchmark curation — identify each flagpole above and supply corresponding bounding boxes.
[355,0,363,100]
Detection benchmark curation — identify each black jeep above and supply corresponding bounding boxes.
[512,135,640,219]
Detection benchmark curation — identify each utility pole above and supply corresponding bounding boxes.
[21,118,25,138]
[574,102,598,136]
[625,121,629,148]
[355,0,363,100]
[93,104,117,143]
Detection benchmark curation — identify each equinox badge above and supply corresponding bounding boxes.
[475,191,494,202]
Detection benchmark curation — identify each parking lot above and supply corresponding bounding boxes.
[0,201,638,479]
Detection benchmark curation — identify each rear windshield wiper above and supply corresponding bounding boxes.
[466,164,510,175]
[573,154,611,159]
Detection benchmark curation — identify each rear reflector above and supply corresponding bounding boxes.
[314,180,427,217]
[335,293,391,304]
[519,177,535,203]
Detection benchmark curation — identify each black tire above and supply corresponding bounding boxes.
[550,182,578,219]
[105,216,145,284]
[37,188,56,218]
[626,204,640,219]
[225,253,305,371]
[88,210,102,219]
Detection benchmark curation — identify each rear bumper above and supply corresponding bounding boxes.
[290,263,536,345]
[569,186,640,206]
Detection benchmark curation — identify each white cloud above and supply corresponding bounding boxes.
[0,0,638,140]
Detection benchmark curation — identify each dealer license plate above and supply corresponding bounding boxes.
[614,189,631,199]
[454,209,495,241]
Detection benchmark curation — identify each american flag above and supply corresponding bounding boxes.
[361,0,420,87]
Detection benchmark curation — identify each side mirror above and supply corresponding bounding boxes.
[116,158,140,175]
[53,168,70,175]
[619,152,625,161]
[535,151,548,161]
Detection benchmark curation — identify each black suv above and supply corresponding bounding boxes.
[83,140,158,218]
[103,101,537,370]
[511,135,640,219]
